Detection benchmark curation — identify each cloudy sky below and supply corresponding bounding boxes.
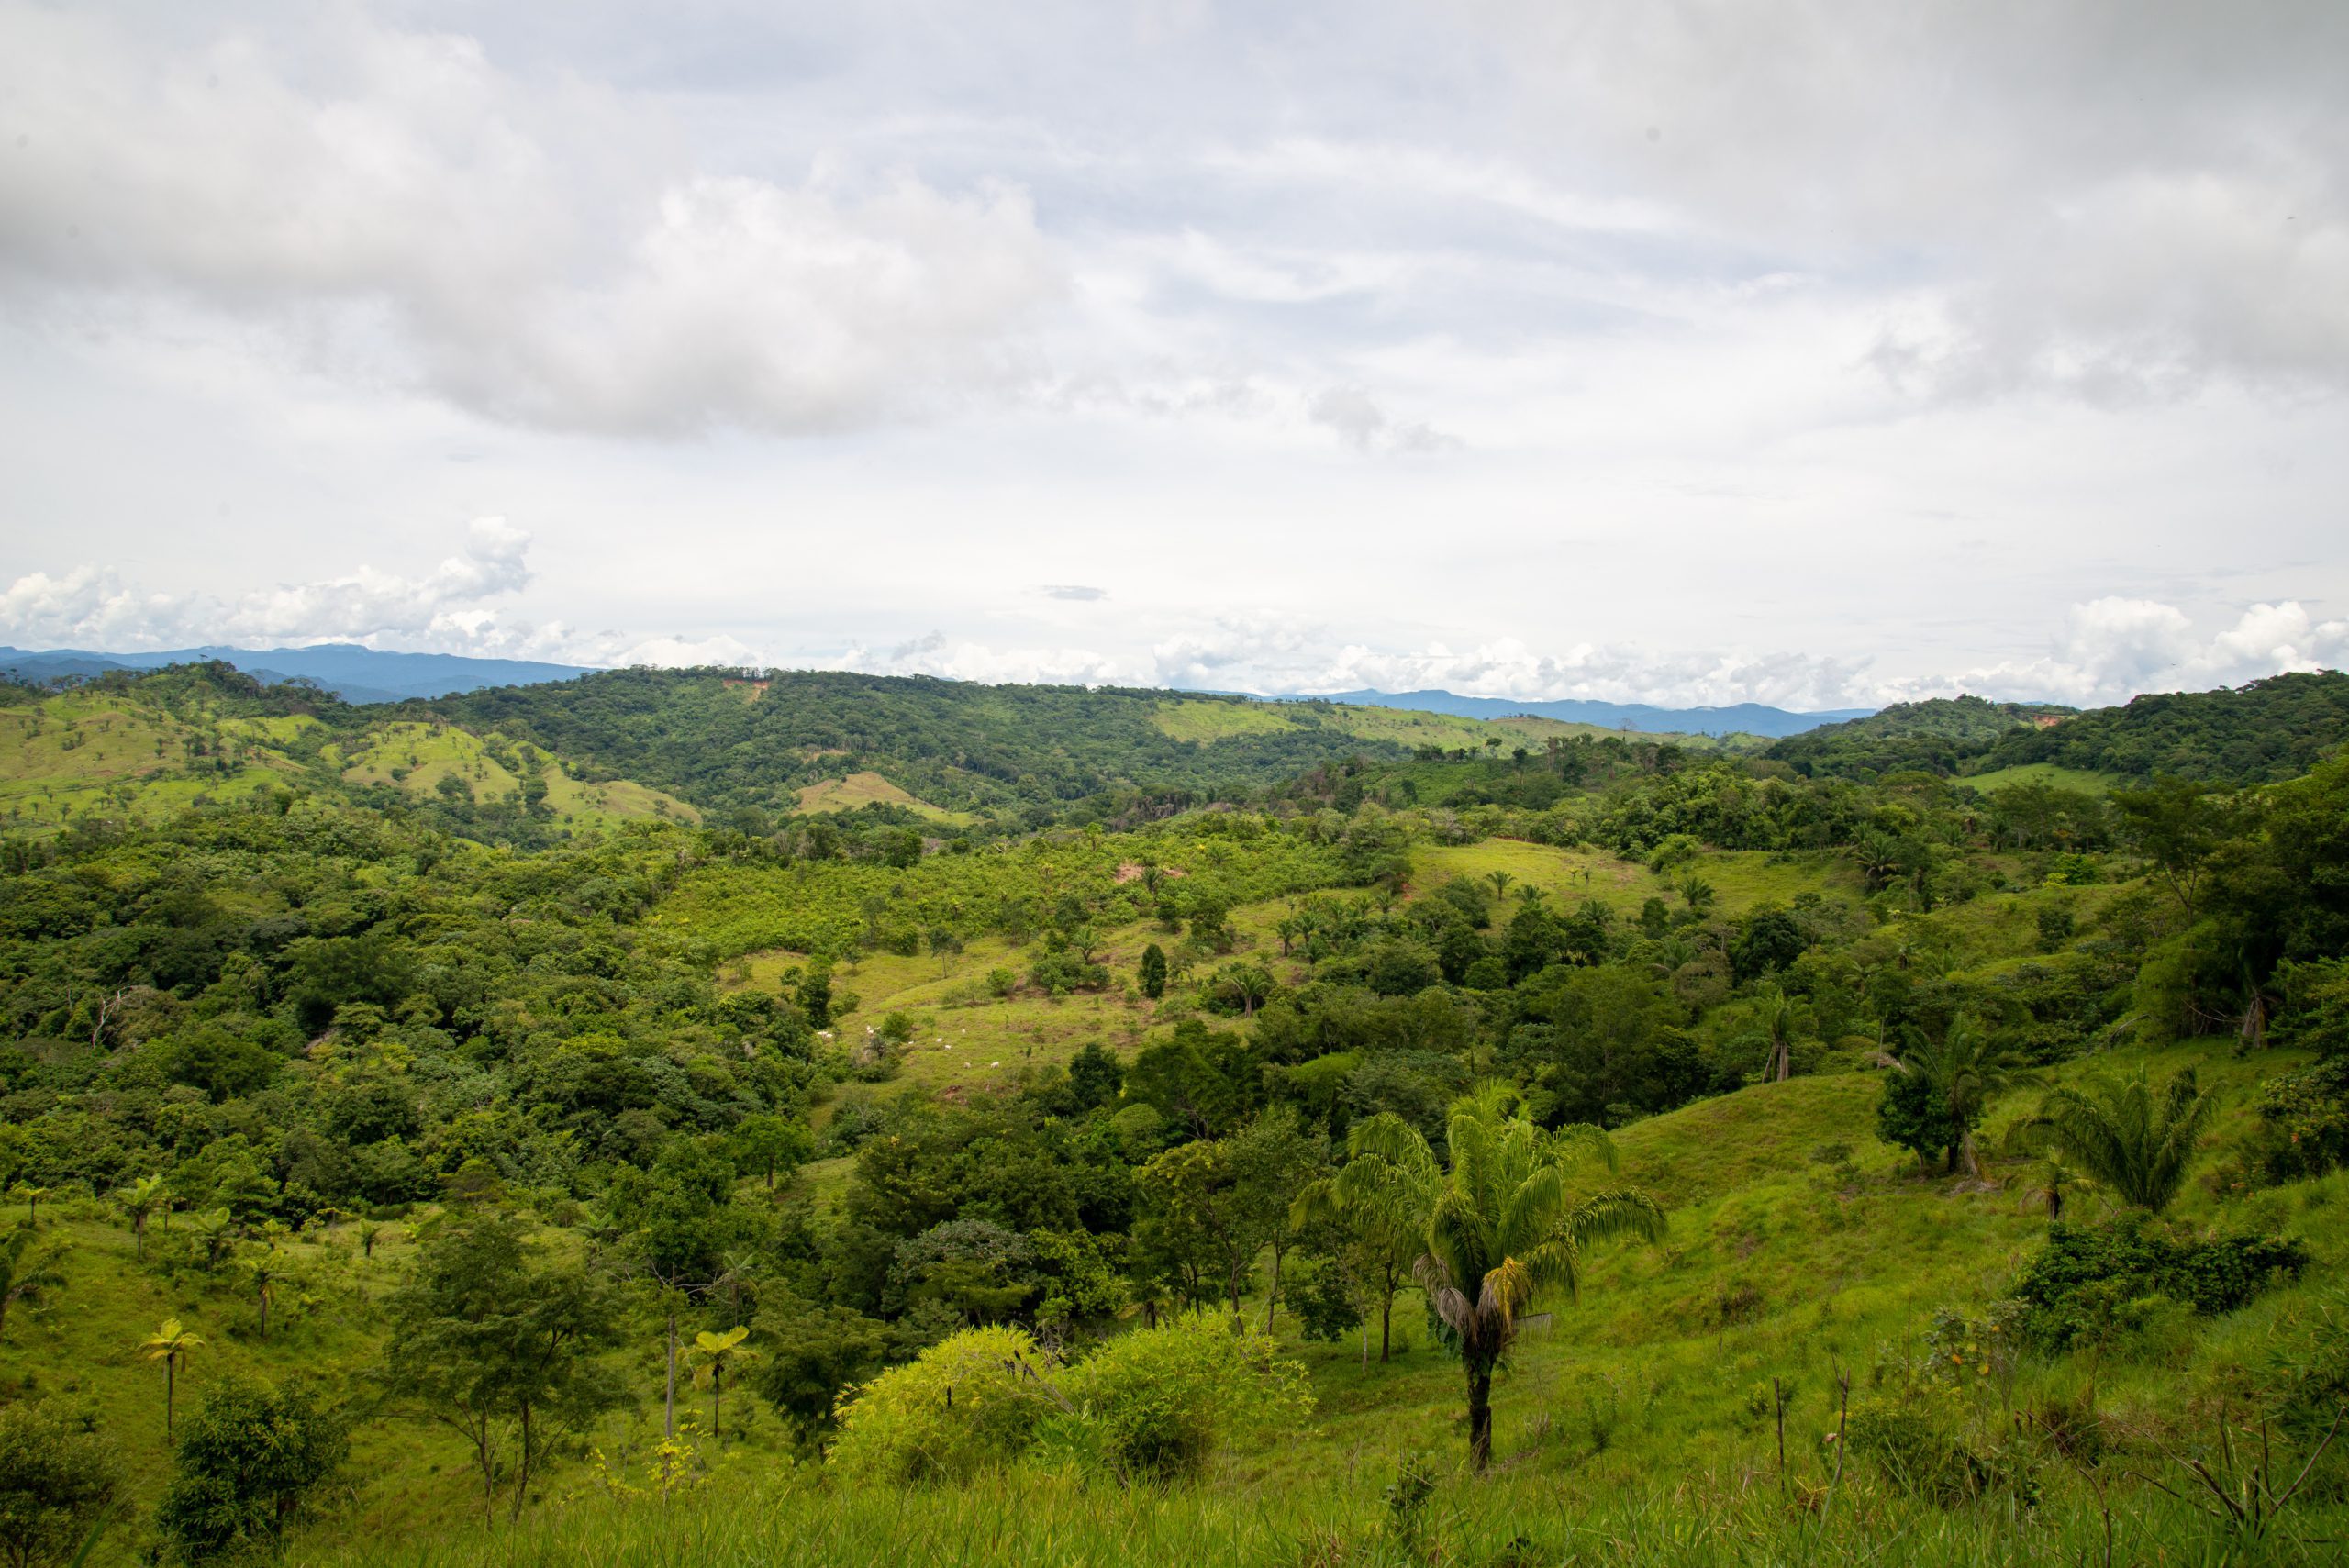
[3,0,2345,710]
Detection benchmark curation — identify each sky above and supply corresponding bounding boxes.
[2,0,2345,711]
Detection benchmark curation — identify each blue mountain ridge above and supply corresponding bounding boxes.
[0,644,593,703]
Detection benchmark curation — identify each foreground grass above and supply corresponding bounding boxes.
[305,1467,2349,1568]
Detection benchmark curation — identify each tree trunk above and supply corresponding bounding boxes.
[1958,1129,1983,1181]
[511,1402,532,1524]
[1380,1290,1394,1363]
[1263,1244,1285,1332]
[165,1356,175,1440]
[712,1366,722,1444]
[1467,1364,1494,1472]
[664,1313,677,1440]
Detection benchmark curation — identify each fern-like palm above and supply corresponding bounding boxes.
[1333,1085,1664,1468]
[2013,1068,2212,1213]
[688,1326,762,1442]
[118,1174,168,1261]
[141,1317,206,1438]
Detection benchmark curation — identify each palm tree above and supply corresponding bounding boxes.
[240,1249,291,1341]
[9,1185,51,1226]
[1338,1087,1664,1469]
[689,1327,762,1443]
[1677,873,1717,911]
[1731,984,1807,1084]
[1913,1015,2035,1180]
[0,1226,64,1342]
[141,1318,206,1439]
[1515,885,1550,909]
[118,1174,167,1260]
[2010,1068,2212,1213]
[2019,1154,2094,1225]
[188,1207,238,1268]
[1486,870,1516,907]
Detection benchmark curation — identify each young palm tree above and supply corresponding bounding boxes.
[1291,1119,1437,1364]
[141,1318,206,1439]
[9,1185,51,1226]
[1924,1015,2034,1180]
[1486,870,1516,907]
[1339,1087,1664,1469]
[0,1227,65,1343]
[688,1327,762,1443]
[1731,984,1807,1084]
[117,1174,167,1260]
[2019,1154,2094,1225]
[2011,1068,2212,1213]
[188,1208,238,1268]
[240,1250,291,1341]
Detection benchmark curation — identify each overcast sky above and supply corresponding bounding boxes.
[3,1,2345,709]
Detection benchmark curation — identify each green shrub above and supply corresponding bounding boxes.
[2010,1219,2310,1353]
[154,1376,349,1563]
[0,1402,121,1568]
[1052,1313,1313,1483]
[828,1325,1063,1485]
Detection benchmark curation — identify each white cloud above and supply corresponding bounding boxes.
[0,518,543,651]
[0,7,1063,436]
[1939,598,2349,706]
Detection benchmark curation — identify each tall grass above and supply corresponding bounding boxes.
[302,1468,2346,1568]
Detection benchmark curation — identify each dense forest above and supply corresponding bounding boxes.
[0,662,2345,1567]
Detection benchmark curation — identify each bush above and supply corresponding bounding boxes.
[828,1325,1063,1485]
[2010,1218,2310,1353]
[0,1402,121,1568]
[154,1376,349,1563]
[1051,1312,1313,1483]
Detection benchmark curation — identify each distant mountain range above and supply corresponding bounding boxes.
[0,643,592,704]
[1281,688,1876,739]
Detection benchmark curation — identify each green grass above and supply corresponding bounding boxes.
[1412,840,1862,917]
[1958,763,2124,795]
[1150,698,1731,755]
[792,771,963,823]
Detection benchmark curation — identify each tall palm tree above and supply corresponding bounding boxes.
[689,1327,762,1443]
[117,1174,167,1261]
[141,1318,206,1439]
[240,1249,291,1341]
[1339,1087,1664,1469]
[0,1226,64,1343]
[2010,1068,2212,1213]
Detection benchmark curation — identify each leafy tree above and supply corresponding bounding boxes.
[141,1318,206,1439]
[1138,943,1168,1000]
[2009,1069,2213,1213]
[1228,1107,1327,1330]
[1292,1119,1436,1364]
[752,1294,896,1440]
[1134,1140,1251,1314]
[153,1376,348,1564]
[1730,984,1808,1084]
[729,1113,812,1191]
[2112,778,2227,918]
[381,1214,626,1523]
[1339,1088,1664,1468]
[0,1402,121,1568]
[1881,1016,2032,1178]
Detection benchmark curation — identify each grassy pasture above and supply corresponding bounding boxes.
[792,771,963,822]
[1958,762,2124,795]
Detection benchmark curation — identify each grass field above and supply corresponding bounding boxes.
[1957,762,2124,795]
[792,772,963,822]
[1150,697,1729,754]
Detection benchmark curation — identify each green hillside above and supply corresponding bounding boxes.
[1975,670,2349,784]
[2,666,2347,1566]
[1768,695,2073,780]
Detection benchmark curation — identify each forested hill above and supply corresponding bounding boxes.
[1772,673,2349,785]
[1973,670,2349,784]
[1767,695,2072,779]
[431,668,1410,817]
